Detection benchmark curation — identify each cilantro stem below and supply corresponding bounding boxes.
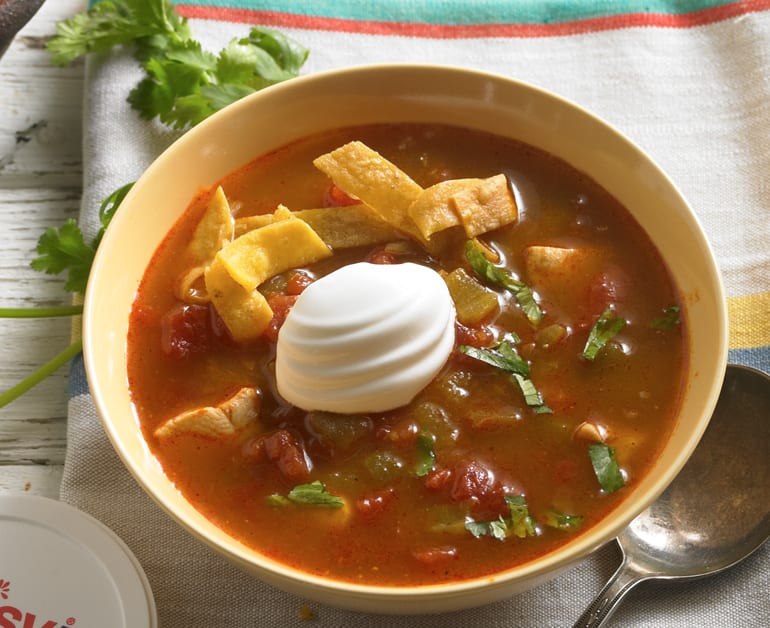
[0,339,82,408]
[0,305,83,318]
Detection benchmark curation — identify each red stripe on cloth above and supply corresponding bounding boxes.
[177,0,770,38]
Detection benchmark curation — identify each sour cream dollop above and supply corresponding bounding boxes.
[276,262,456,413]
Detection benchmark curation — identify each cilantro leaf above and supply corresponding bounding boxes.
[269,481,345,508]
[543,509,584,530]
[512,373,552,413]
[466,516,509,541]
[240,26,309,75]
[30,220,96,296]
[465,494,538,541]
[459,336,552,413]
[504,495,538,538]
[582,307,627,361]
[588,443,626,493]
[31,182,135,295]
[650,304,681,331]
[465,240,543,325]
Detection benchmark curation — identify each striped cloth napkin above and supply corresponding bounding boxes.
[61,1,770,626]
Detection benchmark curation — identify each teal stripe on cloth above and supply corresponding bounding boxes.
[177,0,736,24]
[68,353,89,398]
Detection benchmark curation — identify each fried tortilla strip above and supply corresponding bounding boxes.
[235,204,404,249]
[188,186,234,265]
[295,205,404,248]
[217,210,332,293]
[177,187,235,303]
[205,256,274,342]
[407,179,471,239]
[313,141,425,241]
[450,174,518,238]
[154,387,261,440]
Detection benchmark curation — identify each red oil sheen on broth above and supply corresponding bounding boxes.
[126,124,688,586]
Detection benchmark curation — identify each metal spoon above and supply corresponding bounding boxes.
[573,363,770,627]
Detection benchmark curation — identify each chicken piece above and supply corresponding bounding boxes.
[154,387,260,439]
[524,245,603,295]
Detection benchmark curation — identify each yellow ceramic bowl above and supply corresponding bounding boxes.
[83,64,728,614]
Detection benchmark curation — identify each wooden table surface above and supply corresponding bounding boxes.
[0,0,86,498]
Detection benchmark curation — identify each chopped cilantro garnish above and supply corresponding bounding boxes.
[460,336,552,413]
[511,373,552,413]
[650,305,681,331]
[465,494,538,541]
[543,509,584,530]
[588,443,625,493]
[504,495,538,538]
[414,431,436,477]
[268,480,344,508]
[465,240,543,325]
[466,516,509,541]
[582,307,627,361]
[460,334,525,374]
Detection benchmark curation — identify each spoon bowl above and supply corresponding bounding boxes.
[574,363,770,626]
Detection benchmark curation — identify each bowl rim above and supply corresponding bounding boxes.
[83,62,729,607]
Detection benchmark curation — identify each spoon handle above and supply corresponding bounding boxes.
[572,556,648,627]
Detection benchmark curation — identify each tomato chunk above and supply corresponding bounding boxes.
[324,183,359,207]
[355,488,395,523]
[582,265,631,324]
[161,303,212,359]
[449,459,508,518]
[248,429,312,482]
[263,293,299,343]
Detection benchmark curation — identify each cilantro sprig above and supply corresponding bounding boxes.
[1,1,307,407]
[48,0,308,129]
[0,183,133,408]
[47,0,191,65]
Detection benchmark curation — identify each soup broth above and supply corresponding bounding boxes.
[128,124,687,586]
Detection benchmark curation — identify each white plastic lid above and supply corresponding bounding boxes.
[0,494,157,627]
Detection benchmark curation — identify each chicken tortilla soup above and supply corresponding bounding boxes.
[127,123,688,586]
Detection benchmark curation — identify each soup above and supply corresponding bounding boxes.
[127,123,687,586]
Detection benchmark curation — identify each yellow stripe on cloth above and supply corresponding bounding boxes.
[727,291,770,350]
